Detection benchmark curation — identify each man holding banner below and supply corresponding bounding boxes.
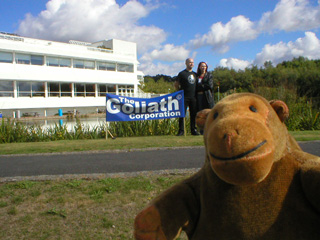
[174,58,200,136]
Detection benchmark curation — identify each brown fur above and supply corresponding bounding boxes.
[134,93,320,240]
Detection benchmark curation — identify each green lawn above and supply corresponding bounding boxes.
[0,131,319,240]
[0,173,191,240]
[0,130,319,155]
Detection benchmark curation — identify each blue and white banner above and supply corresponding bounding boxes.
[106,90,185,122]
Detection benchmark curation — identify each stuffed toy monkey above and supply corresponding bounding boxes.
[134,93,320,240]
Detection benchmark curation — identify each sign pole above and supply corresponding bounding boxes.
[184,117,186,137]
[105,122,108,140]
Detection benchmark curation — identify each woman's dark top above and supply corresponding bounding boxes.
[196,72,214,110]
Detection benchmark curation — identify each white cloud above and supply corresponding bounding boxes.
[140,44,190,62]
[17,0,166,54]
[14,0,320,76]
[259,0,320,32]
[139,46,196,76]
[218,58,251,71]
[189,15,258,53]
[217,31,320,70]
[254,31,320,65]
[139,61,185,76]
[189,0,320,55]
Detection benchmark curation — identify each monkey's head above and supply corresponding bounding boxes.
[196,93,290,185]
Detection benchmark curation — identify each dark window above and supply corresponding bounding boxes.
[31,55,43,65]
[18,82,31,97]
[73,59,84,68]
[86,84,95,96]
[97,62,116,71]
[47,57,71,67]
[32,82,45,97]
[46,57,59,66]
[0,80,14,97]
[98,84,107,96]
[84,61,95,69]
[117,63,133,72]
[48,82,60,97]
[16,53,30,64]
[15,54,43,65]
[61,83,72,96]
[60,58,71,67]
[107,85,116,94]
[0,51,13,63]
[75,83,85,96]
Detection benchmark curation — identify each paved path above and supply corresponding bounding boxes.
[0,141,319,181]
[0,147,205,179]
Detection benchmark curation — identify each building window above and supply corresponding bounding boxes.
[98,84,107,96]
[73,59,94,69]
[74,83,95,97]
[107,85,116,94]
[86,84,95,96]
[127,85,134,95]
[48,82,72,97]
[118,85,126,95]
[61,83,72,97]
[97,61,116,71]
[0,51,13,63]
[118,85,134,96]
[73,59,84,69]
[17,82,45,97]
[15,53,43,65]
[16,53,30,64]
[47,57,71,67]
[60,58,71,67]
[98,84,117,96]
[46,57,59,67]
[75,83,85,96]
[137,75,144,83]
[84,61,95,69]
[17,81,31,97]
[117,63,134,72]
[32,82,45,97]
[0,80,14,97]
[48,83,60,96]
[31,55,44,65]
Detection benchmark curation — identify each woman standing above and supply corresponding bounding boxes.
[196,62,214,112]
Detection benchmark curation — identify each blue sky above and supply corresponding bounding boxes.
[1,0,320,76]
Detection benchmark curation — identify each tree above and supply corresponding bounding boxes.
[140,77,174,94]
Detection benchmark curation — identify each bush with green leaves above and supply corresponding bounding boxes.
[0,117,183,143]
[1,95,319,144]
[286,99,320,131]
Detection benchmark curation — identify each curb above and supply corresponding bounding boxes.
[0,146,205,157]
[0,168,201,183]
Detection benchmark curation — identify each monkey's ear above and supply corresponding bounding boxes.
[269,100,289,122]
[196,109,211,130]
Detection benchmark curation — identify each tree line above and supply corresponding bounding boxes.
[141,56,320,108]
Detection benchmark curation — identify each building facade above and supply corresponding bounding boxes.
[0,33,145,118]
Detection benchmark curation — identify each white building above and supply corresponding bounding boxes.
[0,32,146,118]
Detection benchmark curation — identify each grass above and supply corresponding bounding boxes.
[0,131,319,239]
[0,130,319,155]
[0,135,205,155]
[289,130,320,141]
[0,174,191,240]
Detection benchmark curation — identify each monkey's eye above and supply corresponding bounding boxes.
[213,112,219,119]
[249,105,257,112]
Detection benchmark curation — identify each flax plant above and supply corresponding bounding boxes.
[0,117,182,143]
[286,100,320,130]
[109,118,181,137]
[1,105,318,144]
